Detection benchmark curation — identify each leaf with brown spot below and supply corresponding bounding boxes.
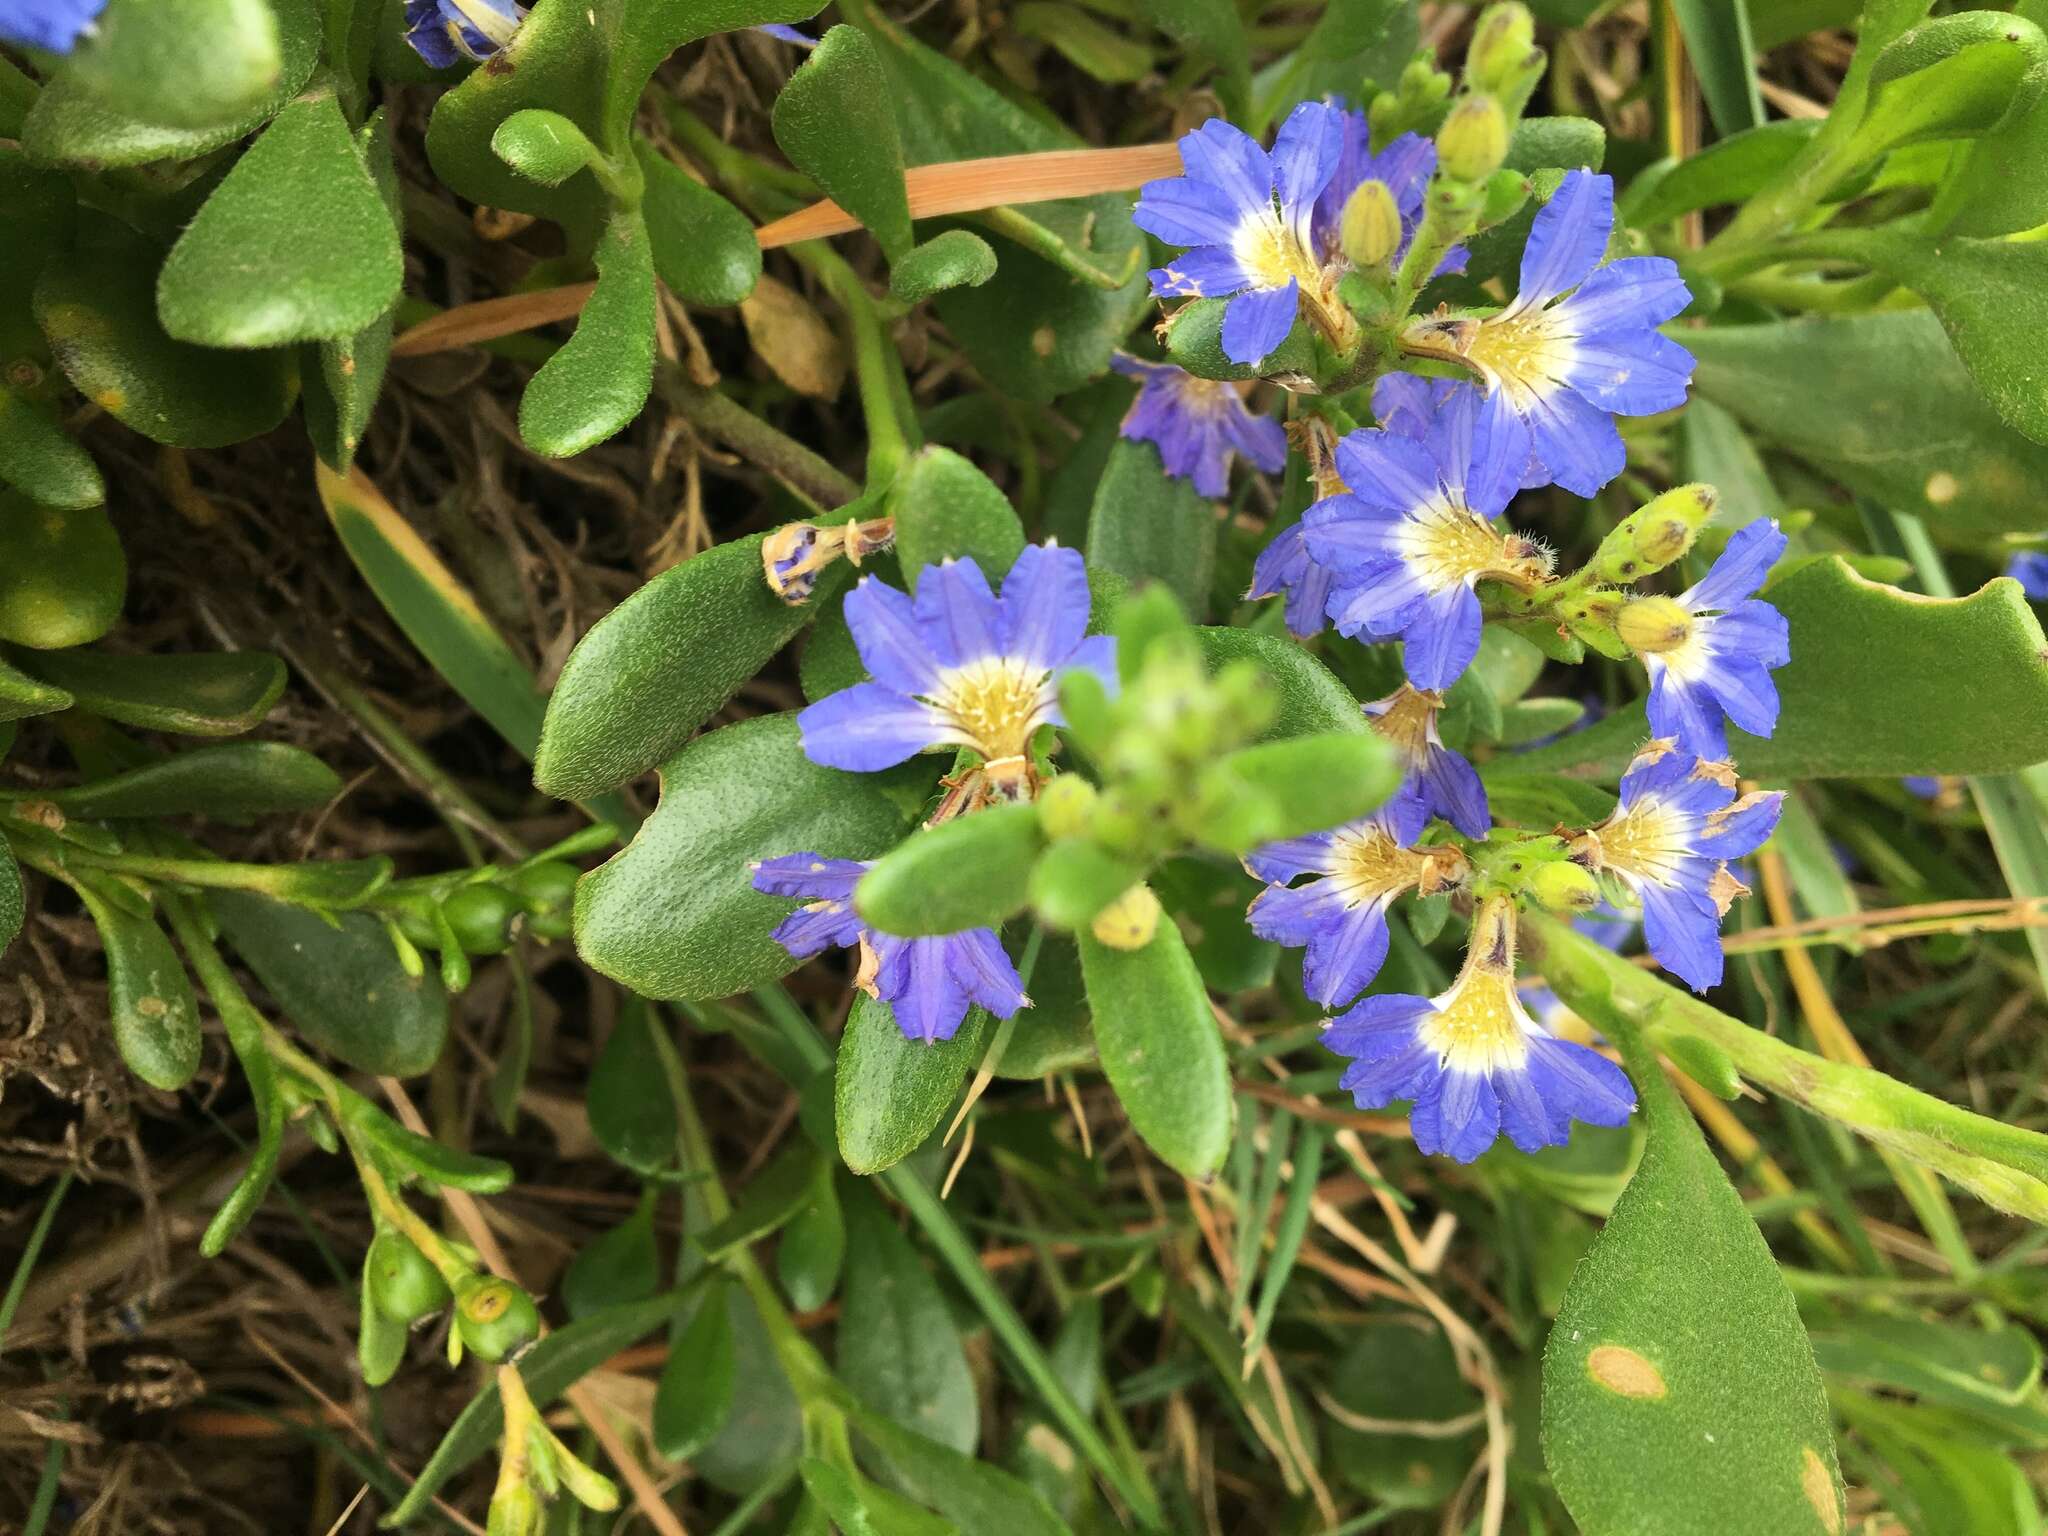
[1542,1018,1842,1534]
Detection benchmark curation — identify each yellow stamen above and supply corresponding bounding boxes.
[1419,896,1534,1072]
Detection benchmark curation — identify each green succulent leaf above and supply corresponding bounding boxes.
[1087,439,1219,619]
[1542,1020,1843,1536]
[889,230,1000,305]
[835,994,990,1175]
[653,1280,738,1460]
[1079,920,1231,1180]
[492,106,603,188]
[40,742,340,820]
[574,713,911,999]
[0,495,125,652]
[562,1197,662,1318]
[1685,312,2048,536]
[772,25,914,262]
[1192,628,1368,741]
[856,803,1043,937]
[589,997,679,1175]
[638,140,763,307]
[23,0,320,168]
[535,532,830,800]
[14,649,287,736]
[839,1181,980,1454]
[1620,120,1818,227]
[0,657,72,725]
[72,880,203,1092]
[156,88,403,349]
[210,890,448,1077]
[62,0,286,130]
[519,208,657,458]
[0,390,102,511]
[888,446,1027,585]
[1847,12,2046,159]
[35,213,296,450]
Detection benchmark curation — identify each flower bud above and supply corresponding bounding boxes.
[488,1482,542,1536]
[1090,883,1162,950]
[1037,774,1098,840]
[1616,594,1696,655]
[1526,860,1602,915]
[1468,4,1538,96]
[1437,96,1509,182]
[1589,483,1717,583]
[1340,179,1403,268]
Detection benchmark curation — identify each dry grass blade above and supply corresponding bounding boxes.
[390,143,1185,358]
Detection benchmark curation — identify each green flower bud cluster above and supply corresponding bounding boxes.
[1472,834,1601,914]
[1496,484,1720,661]
[380,856,582,992]
[1368,53,1455,144]
[1467,3,1546,118]
[1032,588,1400,936]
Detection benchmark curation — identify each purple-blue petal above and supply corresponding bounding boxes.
[1641,880,1725,992]
[0,0,108,51]
[844,575,943,695]
[751,853,870,902]
[1221,281,1300,366]
[1400,584,1485,691]
[1683,520,1786,612]
[1516,169,1613,310]
[798,684,947,771]
[913,557,1003,666]
[998,542,1091,672]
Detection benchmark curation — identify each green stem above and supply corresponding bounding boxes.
[1531,914,2048,1225]
[654,363,861,509]
[796,241,917,487]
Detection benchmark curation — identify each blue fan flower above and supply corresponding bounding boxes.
[752,855,1028,1042]
[1310,120,1467,276]
[1323,895,1636,1161]
[2007,549,2048,600]
[1302,382,1549,689]
[1362,685,1490,839]
[1110,353,1287,498]
[1573,741,1784,992]
[0,0,107,51]
[403,0,526,67]
[753,23,816,45]
[797,545,1113,800]
[1248,373,1461,640]
[1133,103,1349,366]
[1404,170,1694,497]
[1245,789,1458,1009]
[1639,520,1790,761]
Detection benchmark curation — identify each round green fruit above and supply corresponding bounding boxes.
[506,860,578,940]
[443,883,522,956]
[454,1276,541,1361]
[366,1229,451,1324]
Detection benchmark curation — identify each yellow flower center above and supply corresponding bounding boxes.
[1325,824,1430,908]
[933,657,1051,766]
[1396,500,1540,596]
[1588,797,1691,888]
[1461,305,1580,408]
[1235,212,1324,293]
[1419,896,1533,1072]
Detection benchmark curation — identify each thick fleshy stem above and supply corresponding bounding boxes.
[1530,913,2048,1224]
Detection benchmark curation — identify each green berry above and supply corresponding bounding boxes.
[367,1228,451,1324]
[443,883,522,956]
[455,1276,541,1362]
